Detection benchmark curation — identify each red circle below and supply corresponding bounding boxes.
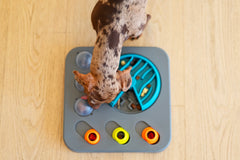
[147,131,155,139]
[89,133,97,141]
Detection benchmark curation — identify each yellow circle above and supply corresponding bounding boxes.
[112,127,130,145]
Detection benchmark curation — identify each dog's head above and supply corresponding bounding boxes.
[73,67,132,109]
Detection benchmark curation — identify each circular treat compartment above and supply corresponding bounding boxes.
[135,121,160,145]
[105,121,130,145]
[112,127,130,145]
[110,54,161,114]
[75,121,101,145]
[74,98,93,116]
[75,51,92,73]
[84,129,101,145]
[142,127,160,145]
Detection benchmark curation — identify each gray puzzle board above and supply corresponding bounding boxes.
[63,47,171,152]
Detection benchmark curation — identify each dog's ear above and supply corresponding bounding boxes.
[73,71,96,93]
[117,67,132,92]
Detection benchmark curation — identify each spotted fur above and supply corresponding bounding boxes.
[74,0,150,109]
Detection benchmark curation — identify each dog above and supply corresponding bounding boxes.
[73,0,150,109]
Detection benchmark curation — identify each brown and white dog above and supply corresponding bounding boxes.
[73,0,150,109]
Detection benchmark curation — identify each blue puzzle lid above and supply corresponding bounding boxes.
[110,54,161,111]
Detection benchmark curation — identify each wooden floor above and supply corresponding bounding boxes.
[0,0,240,159]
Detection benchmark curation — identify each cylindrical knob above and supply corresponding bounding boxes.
[112,127,130,145]
[142,127,159,144]
[84,129,100,145]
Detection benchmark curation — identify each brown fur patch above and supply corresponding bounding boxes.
[108,30,120,49]
[91,2,117,32]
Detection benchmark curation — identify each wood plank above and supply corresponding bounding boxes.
[184,0,240,159]
[0,4,9,110]
[0,31,66,159]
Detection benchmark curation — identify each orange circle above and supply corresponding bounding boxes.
[142,127,159,144]
[84,129,100,145]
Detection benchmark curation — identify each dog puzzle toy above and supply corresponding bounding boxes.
[63,47,171,152]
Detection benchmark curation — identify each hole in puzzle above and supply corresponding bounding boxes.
[142,127,160,145]
[117,131,125,139]
[147,131,155,139]
[89,133,97,141]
